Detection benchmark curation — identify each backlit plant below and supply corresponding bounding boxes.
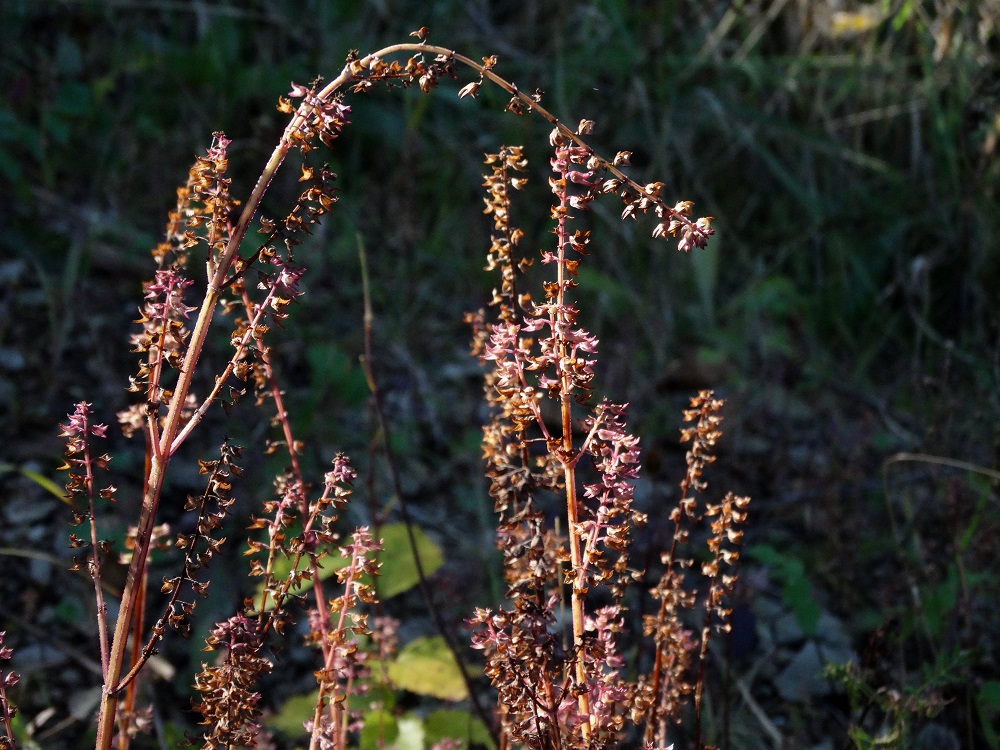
[2,30,748,750]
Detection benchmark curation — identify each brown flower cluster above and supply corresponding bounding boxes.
[150,132,238,269]
[120,133,236,441]
[341,44,459,96]
[155,440,243,639]
[470,136,654,748]
[637,392,751,749]
[193,614,271,749]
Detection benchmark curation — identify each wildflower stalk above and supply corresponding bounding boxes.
[232,279,340,663]
[553,161,593,737]
[62,404,113,680]
[307,528,381,750]
[693,491,749,750]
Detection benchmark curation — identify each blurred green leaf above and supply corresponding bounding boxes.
[377,522,444,600]
[425,708,495,750]
[387,636,468,701]
[348,674,396,714]
[42,111,70,146]
[892,0,917,29]
[268,672,400,739]
[360,708,400,750]
[267,690,320,736]
[55,598,86,625]
[921,566,991,642]
[921,567,956,640]
[977,681,1000,750]
[394,715,425,750]
[749,543,821,635]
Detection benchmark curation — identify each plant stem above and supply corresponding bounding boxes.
[329,44,708,240]
[552,173,592,738]
[94,90,307,750]
[80,407,111,682]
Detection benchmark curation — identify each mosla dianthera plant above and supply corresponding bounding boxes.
[0,29,749,750]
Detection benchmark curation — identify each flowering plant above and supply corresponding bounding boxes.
[2,30,746,750]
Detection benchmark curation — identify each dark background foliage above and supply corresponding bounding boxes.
[1,1,998,748]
